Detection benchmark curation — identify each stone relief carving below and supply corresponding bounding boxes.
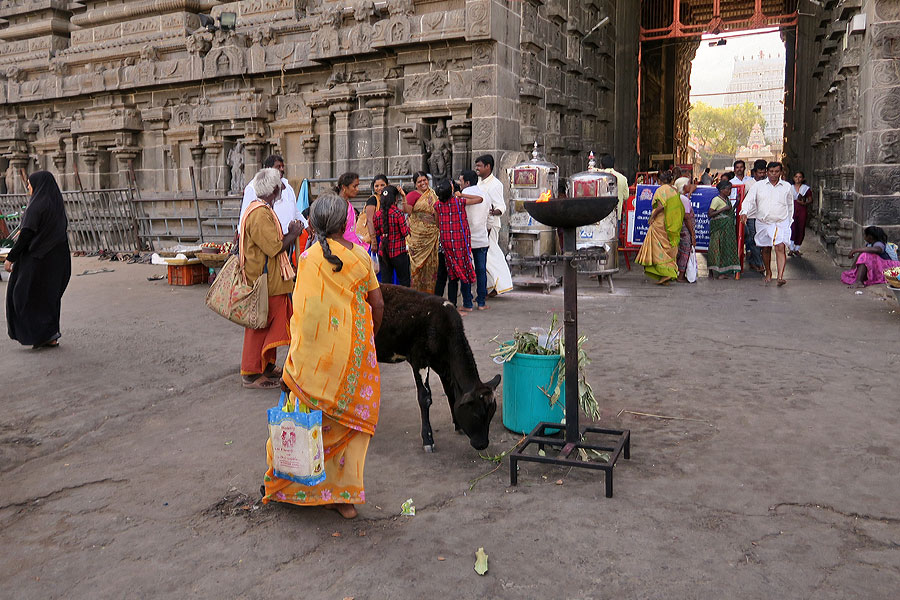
[877,92,900,129]
[251,27,275,47]
[352,110,372,128]
[386,0,414,16]
[466,0,490,37]
[349,23,374,53]
[875,0,900,21]
[872,61,900,88]
[423,12,444,31]
[228,141,244,194]
[186,32,212,56]
[389,156,412,175]
[354,0,375,21]
[472,119,493,148]
[424,120,452,179]
[471,43,492,66]
[140,45,159,62]
[881,131,900,163]
[404,72,449,101]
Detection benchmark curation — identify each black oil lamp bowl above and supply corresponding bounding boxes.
[522,196,617,229]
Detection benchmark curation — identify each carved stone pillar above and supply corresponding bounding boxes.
[852,3,900,246]
[331,103,353,177]
[301,135,320,163]
[82,151,98,189]
[244,141,266,177]
[9,154,30,193]
[111,148,138,189]
[52,151,66,189]
[448,120,472,178]
[360,83,394,177]
[139,107,170,194]
[398,123,426,175]
[309,97,331,178]
[190,144,205,190]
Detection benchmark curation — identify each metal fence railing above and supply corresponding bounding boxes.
[1,189,142,253]
[0,194,28,238]
[63,189,142,253]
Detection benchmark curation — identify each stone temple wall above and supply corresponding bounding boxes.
[788,0,900,263]
[0,0,622,200]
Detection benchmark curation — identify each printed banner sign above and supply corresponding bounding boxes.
[627,185,721,251]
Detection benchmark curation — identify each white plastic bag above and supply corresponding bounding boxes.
[686,247,698,283]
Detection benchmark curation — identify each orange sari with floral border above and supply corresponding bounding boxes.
[263,241,380,506]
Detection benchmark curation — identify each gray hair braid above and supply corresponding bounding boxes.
[309,193,348,272]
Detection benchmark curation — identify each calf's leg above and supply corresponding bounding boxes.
[413,367,435,452]
[436,369,462,433]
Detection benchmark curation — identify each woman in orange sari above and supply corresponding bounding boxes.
[263,193,384,519]
[404,171,440,293]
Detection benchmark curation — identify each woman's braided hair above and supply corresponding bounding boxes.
[379,185,400,256]
[309,193,348,272]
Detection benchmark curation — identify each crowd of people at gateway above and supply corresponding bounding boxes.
[4,153,899,519]
[637,158,900,287]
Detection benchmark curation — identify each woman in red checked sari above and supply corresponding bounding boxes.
[263,193,384,519]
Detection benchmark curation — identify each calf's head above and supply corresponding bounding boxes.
[454,375,501,450]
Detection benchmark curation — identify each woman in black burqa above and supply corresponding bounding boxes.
[5,171,71,348]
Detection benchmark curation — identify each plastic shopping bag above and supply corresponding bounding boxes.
[369,248,380,274]
[267,392,326,486]
[686,247,698,283]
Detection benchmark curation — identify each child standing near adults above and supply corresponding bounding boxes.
[374,185,411,287]
[434,180,478,313]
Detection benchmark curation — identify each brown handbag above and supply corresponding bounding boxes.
[205,205,269,329]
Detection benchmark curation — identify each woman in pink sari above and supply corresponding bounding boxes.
[841,226,900,288]
[335,172,367,250]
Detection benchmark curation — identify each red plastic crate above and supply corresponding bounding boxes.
[167,263,207,286]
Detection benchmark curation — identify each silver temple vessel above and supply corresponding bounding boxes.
[566,152,620,279]
[505,143,561,292]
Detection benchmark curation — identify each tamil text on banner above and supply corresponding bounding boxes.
[627,185,721,251]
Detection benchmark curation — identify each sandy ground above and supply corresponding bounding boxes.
[1,245,898,600]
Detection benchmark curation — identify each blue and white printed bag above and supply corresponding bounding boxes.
[267,392,326,486]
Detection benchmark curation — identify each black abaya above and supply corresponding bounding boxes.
[5,171,71,346]
[7,241,71,345]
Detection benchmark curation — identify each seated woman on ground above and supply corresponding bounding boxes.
[840,226,900,288]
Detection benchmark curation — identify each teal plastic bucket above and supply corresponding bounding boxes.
[501,349,565,434]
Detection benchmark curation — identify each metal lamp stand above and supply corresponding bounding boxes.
[509,227,631,498]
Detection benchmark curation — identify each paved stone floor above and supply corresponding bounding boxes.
[1,243,898,599]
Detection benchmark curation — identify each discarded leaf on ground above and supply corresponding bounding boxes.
[400,498,415,516]
[474,547,488,575]
[224,440,233,446]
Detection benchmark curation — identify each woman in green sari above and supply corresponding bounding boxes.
[636,170,683,284]
[707,180,741,279]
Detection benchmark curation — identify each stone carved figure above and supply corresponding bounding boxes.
[228,141,244,194]
[425,120,452,179]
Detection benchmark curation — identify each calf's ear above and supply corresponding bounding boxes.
[485,374,501,390]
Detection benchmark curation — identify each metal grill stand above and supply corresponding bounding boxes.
[509,225,631,498]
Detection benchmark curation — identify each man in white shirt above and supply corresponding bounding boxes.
[599,154,629,221]
[475,154,513,301]
[462,168,490,310]
[239,155,306,233]
[740,161,793,285]
[732,159,766,273]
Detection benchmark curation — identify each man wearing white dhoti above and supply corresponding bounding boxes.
[475,154,513,297]
[740,161,794,286]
